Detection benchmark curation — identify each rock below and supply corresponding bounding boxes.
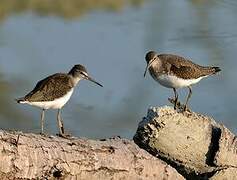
[0,130,184,179]
[214,126,237,167]
[210,167,237,180]
[133,106,237,179]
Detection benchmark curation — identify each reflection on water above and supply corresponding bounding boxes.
[0,72,33,130]
[0,0,144,20]
[0,0,236,138]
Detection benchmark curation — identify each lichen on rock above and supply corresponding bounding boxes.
[134,106,237,179]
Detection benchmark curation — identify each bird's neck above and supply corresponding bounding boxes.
[149,59,162,72]
[68,74,82,87]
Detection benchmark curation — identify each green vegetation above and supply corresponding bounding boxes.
[0,0,145,20]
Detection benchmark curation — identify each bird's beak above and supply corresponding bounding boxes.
[86,76,103,87]
[144,59,155,77]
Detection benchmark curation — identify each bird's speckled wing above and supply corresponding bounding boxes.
[158,54,215,79]
[24,73,73,102]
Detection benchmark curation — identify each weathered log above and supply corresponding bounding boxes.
[0,130,184,179]
[133,106,237,179]
[210,167,237,180]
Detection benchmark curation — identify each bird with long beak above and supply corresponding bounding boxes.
[144,51,221,111]
[16,64,103,137]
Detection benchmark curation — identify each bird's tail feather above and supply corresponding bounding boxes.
[15,97,26,103]
[212,66,221,73]
[202,66,221,76]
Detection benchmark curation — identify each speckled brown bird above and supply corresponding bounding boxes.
[144,51,221,111]
[16,64,103,136]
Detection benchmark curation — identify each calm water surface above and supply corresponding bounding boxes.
[0,0,236,138]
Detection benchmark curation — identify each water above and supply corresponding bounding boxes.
[0,0,236,139]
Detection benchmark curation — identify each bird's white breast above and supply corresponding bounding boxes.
[26,89,74,109]
[156,74,205,88]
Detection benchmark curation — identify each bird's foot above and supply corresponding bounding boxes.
[180,105,191,113]
[40,132,45,136]
[39,132,50,137]
[56,133,72,139]
[168,98,182,110]
[168,98,191,113]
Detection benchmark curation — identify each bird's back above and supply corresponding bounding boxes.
[158,54,221,79]
[18,73,74,102]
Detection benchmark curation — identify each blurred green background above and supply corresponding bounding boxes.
[0,0,236,138]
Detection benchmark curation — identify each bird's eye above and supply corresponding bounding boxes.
[80,72,87,77]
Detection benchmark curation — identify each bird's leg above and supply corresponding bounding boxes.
[184,86,192,111]
[168,88,181,110]
[173,88,178,110]
[40,109,45,135]
[57,109,65,136]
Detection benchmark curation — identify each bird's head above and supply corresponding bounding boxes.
[144,51,158,77]
[69,64,103,87]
